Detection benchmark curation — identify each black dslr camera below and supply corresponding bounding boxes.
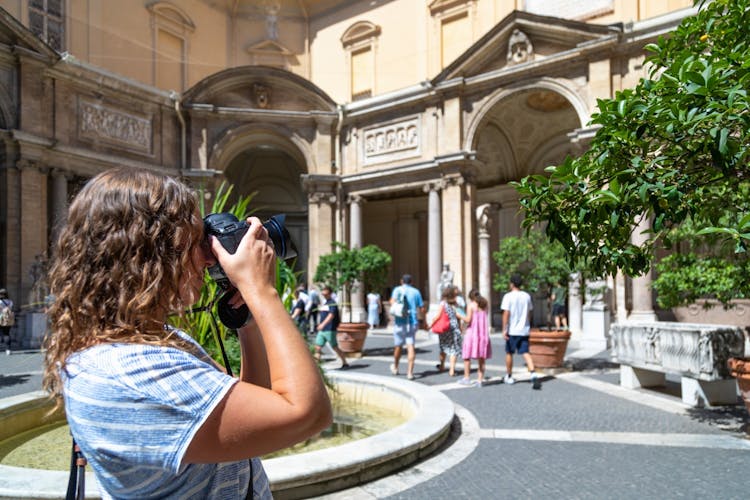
[204,213,297,328]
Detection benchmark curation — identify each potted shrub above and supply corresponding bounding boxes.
[314,242,392,355]
[492,231,574,368]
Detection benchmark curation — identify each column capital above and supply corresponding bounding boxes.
[347,193,365,205]
[16,158,48,173]
[51,168,73,180]
[308,192,337,205]
[422,180,444,193]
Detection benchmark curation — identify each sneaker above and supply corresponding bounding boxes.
[339,363,350,370]
[457,377,474,386]
[390,364,399,375]
[503,374,515,385]
[531,372,541,390]
[406,373,415,380]
[476,380,484,387]
[5,349,9,356]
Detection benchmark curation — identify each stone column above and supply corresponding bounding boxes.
[440,168,476,294]
[615,271,628,324]
[628,215,657,322]
[306,191,337,282]
[476,203,494,316]
[348,194,366,323]
[50,169,69,243]
[568,272,583,337]
[423,181,442,306]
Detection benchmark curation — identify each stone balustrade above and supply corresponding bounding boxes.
[611,322,745,407]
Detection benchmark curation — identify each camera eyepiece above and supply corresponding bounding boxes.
[203,212,297,328]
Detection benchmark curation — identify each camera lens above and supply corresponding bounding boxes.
[262,215,298,260]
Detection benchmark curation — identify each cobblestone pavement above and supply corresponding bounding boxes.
[2,330,749,499]
[316,329,750,500]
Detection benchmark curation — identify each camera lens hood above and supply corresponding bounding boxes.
[217,291,251,329]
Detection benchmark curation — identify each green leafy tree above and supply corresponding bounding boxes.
[515,0,750,306]
[313,242,392,322]
[492,231,572,296]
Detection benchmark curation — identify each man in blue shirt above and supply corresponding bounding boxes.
[389,274,424,380]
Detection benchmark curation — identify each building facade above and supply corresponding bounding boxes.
[0,0,696,341]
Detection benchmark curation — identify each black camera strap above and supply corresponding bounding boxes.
[188,295,233,377]
[65,439,86,500]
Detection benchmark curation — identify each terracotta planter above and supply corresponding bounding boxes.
[529,328,571,368]
[728,357,750,414]
[336,322,369,357]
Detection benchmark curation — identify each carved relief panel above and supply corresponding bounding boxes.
[77,98,153,155]
[361,116,420,166]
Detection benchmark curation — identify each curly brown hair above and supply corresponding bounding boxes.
[43,168,204,402]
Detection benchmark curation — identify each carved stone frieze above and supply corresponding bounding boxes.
[78,98,152,154]
[362,117,420,165]
[611,322,744,381]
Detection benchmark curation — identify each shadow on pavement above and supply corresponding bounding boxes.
[0,374,32,389]
[686,404,750,434]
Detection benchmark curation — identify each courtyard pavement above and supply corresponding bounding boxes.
[1,329,749,499]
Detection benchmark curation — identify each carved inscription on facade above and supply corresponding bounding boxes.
[362,117,420,164]
[78,99,153,153]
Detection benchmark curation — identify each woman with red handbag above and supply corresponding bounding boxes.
[429,286,462,376]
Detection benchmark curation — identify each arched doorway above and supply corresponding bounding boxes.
[468,83,584,325]
[223,143,309,279]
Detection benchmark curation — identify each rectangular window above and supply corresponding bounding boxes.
[156,29,185,91]
[440,12,469,69]
[351,46,373,101]
[29,0,65,51]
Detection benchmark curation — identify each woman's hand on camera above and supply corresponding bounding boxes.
[210,217,276,300]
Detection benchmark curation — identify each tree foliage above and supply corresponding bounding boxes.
[515,0,750,305]
[492,231,572,295]
[313,242,392,321]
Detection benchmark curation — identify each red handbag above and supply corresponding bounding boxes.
[430,305,451,334]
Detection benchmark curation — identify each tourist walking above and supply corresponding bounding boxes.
[42,168,332,499]
[290,287,307,334]
[550,282,568,330]
[314,285,349,369]
[431,285,462,377]
[458,289,492,386]
[501,273,540,389]
[0,288,15,355]
[366,290,381,329]
[389,274,424,380]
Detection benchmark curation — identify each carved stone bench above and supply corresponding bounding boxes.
[610,322,745,407]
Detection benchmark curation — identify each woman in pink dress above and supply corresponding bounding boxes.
[458,289,492,386]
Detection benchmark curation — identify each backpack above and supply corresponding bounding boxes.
[0,300,14,327]
[390,286,409,319]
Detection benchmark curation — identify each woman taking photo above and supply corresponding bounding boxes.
[43,168,331,499]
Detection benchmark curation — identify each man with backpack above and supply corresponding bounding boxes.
[314,285,349,369]
[389,274,424,380]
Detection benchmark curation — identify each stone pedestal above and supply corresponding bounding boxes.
[582,308,610,351]
[24,312,48,349]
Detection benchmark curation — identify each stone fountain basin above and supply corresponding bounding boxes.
[0,371,454,499]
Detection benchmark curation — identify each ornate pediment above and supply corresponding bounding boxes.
[432,10,619,83]
[0,8,59,61]
[341,21,381,48]
[246,39,294,56]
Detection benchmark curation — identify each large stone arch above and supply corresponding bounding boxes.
[465,77,588,151]
[184,65,337,112]
[184,66,339,282]
[466,77,586,186]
